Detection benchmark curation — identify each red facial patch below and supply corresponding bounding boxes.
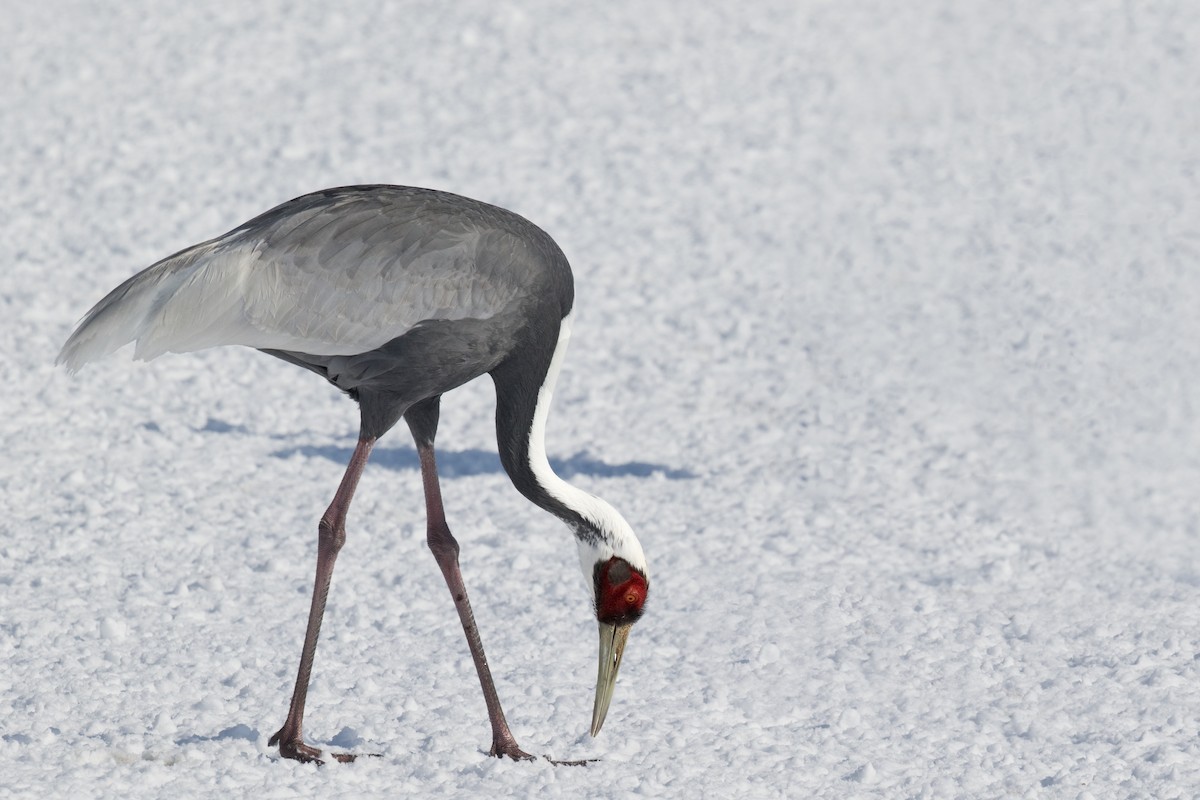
[596,557,648,624]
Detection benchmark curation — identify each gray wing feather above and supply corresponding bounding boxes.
[59,189,544,370]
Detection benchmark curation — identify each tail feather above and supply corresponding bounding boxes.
[56,240,224,373]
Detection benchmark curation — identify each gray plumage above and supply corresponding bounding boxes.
[59,185,572,370]
[57,185,647,763]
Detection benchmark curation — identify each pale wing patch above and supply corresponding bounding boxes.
[131,228,519,358]
[60,192,537,369]
[236,229,498,355]
[132,248,258,360]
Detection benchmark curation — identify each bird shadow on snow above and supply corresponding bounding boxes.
[175,723,259,746]
[267,442,695,480]
[196,415,694,478]
[175,723,365,751]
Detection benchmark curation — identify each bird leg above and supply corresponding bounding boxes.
[417,443,534,761]
[270,436,376,764]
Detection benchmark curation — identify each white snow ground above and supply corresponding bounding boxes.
[3,1,1200,797]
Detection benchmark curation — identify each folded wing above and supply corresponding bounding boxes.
[58,189,532,372]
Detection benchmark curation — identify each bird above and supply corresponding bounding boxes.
[57,185,650,764]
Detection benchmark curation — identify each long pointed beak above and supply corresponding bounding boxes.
[591,622,631,736]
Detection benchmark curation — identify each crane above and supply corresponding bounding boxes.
[57,185,650,764]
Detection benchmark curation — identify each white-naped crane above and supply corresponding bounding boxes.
[58,185,650,764]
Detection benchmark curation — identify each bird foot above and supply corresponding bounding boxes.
[489,737,535,761]
[269,730,369,765]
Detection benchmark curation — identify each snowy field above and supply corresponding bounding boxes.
[4,1,1200,797]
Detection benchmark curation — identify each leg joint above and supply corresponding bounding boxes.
[427,524,460,562]
[318,517,346,554]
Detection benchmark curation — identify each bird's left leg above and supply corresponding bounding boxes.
[405,399,534,761]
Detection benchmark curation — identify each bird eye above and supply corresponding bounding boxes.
[625,591,638,605]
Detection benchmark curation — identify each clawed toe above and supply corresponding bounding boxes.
[543,755,599,766]
[330,751,379,763]
[489,739,536,761]
[270,734,326,765]
[270,728,371,765]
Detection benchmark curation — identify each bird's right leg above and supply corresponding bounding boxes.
[269,435,375,764]
[405,400,533,761]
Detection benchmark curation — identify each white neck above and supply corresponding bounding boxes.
[527,313,648,584]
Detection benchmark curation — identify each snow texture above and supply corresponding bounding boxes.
[3,1,1200,797]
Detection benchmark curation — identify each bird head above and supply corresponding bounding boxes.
[590,554,648,736]
[575,517,649,738]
